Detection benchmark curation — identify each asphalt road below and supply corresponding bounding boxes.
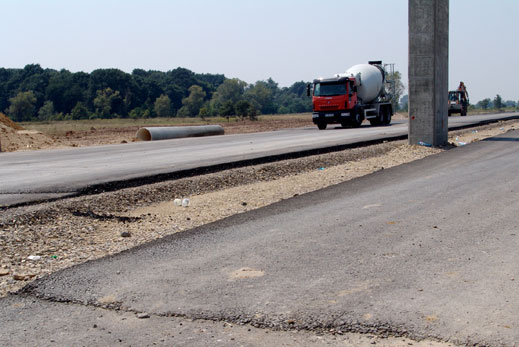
[4,129,519,346]
[1,112,518,207]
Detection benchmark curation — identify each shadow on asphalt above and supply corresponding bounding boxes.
[483,137,519,142]
[317,124,398,131]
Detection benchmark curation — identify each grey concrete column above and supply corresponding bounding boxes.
[408,0,449,146]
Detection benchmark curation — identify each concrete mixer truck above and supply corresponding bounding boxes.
[307,61,394,130]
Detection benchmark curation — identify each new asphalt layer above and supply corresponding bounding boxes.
[2,130,519,346]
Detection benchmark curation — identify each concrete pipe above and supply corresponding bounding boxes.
[136,125,224,141]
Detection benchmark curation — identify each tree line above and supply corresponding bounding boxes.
[473,94,518,110]
[1,64,312,122]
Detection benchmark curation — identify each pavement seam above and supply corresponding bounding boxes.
[14,291,463,345]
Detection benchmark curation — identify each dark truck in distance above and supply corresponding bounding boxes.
[448,90,469,117]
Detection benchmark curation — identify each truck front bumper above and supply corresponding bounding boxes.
[312,111,352,124]
[448,105,462,114]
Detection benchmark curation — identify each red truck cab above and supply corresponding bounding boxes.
[307,76,363,130]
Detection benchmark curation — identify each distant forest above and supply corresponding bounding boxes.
[0,64,312,122]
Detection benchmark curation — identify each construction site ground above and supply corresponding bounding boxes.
[1,113,323,152]
[1,115,517,296]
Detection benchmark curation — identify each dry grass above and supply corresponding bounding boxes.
[20,117,218,136]
[20,113,313,137]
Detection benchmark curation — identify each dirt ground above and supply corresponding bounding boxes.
[0,113,54,152]
[55,117,317,148]
[1,113,317,151]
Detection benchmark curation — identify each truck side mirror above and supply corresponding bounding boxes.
[307,84,311,97]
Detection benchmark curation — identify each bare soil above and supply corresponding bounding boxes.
[2,114,318,151]
[0,113,57,152]
[51,117,316,148]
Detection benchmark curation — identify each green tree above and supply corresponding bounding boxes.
[176,106,189,117]
[71,102,89,120]
[212,79,247,106]
[245,82,273,114]
[0,65,228,122]
[493,94,503,109]
[247,103,258,121]
[198,106,209,120]
[154,94,172,117]
[477,98,491,110]
[219,100,235,120]
[277,105,290,114]
[45,70,88,114]
[129,107,145,119]
[7,91,37,121]
[235,100,251,119]
[93,88,121,118]
[179,85,206,117]
[142,109,151,118]
[38,100,54,120]
[287,81,309,98]
[88,68,132,115]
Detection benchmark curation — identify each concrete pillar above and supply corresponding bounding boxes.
[408,0,449,146]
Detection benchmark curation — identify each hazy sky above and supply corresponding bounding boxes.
[2,0,518,102]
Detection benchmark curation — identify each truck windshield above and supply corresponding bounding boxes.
[314,83,346,97]
[449,92,459,102]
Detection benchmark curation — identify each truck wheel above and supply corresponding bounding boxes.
[383,109,392,125]
[370,107,387,126]
[370,110,384,126]
[350,111,363,128]
[317,122,327,130]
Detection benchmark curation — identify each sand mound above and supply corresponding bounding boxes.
[0,114,59,152]
[0,113,24,130]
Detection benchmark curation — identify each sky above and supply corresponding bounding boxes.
[2,0,518,102]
